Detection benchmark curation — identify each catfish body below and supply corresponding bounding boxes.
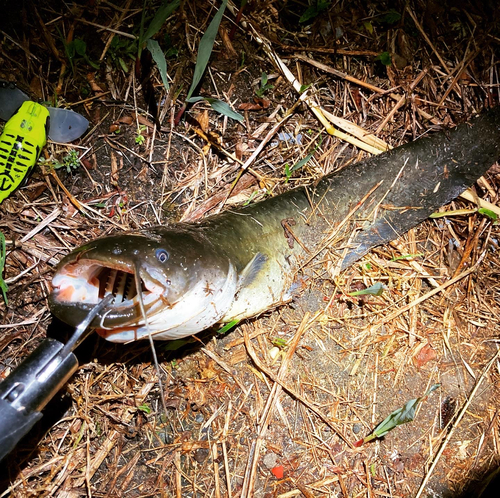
[50,108,500,342]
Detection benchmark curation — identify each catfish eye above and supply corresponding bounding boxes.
[155,248,169,263]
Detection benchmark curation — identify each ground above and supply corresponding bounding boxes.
[0,0,499,497]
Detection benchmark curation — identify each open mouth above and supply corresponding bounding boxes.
[52,260,154,309]
[95,266,142,304]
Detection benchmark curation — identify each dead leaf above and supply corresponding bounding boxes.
[87,72,106,93]
[118,115,134,125]
[271,465,284,479]
[200,359,219,380]
[219,26,238,58]
[413,343,437,368]
[238,98,271,111]
[195,109,210,132]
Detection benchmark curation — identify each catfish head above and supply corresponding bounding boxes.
[49,227,238,342]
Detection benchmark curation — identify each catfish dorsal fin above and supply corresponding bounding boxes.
[238,253,268,289]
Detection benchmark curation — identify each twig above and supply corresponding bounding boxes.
[406,7,451,75]
[243,316,353,448]
[241,314,311,497]
[201,346,250,394]
[222,401,233,498]
[72,376,156,488]
[376,69,428,134]
[371,253,486,332]
[20,208,62,243]
[247,25,383,154]
[294,54,386,95]
[48,168,127,230]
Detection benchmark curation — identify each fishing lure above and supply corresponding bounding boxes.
[0,81,89,203]
[0,101,49,203]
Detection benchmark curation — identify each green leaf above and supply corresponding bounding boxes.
[300,0,331,23]
[289,136,323,174]
[271,337,288,349]
[290,155,312,173]
[186,97,244,121]
[284,163,291,182]
[218,319,239,335]
[207,98,244,121]
[255,72,274,97]
[142,0,180,43]
[161,337,196,351]
[363,21,374,35]
[147,39,169,91]
[375,52,392,66]
[73,38,87,56]
[86,57,101,70]
[348,282,384,297]
[186,0,228,101]
[478,207,498,221]
[185,96,206,104]
[362,384,440,443]
[0,232,8,306]
[430,208,476,218]
[381,9,401,24]
[390,253,423,261]
[138,404,151,414]
[118,57,129,73]
[299,83,312,94]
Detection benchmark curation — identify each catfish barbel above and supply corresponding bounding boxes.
[49,108,500,342]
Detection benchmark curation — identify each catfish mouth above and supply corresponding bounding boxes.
[95,266,142,304]
[51,258,168,327]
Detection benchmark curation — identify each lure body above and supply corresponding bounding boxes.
[50,108,500,342]
[0,81,89,203]
[0,101,49,203]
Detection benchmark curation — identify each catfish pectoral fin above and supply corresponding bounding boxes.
[238,252,268,289]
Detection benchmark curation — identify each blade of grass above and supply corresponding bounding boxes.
[147,39,169,90]
[289,136,323,173]
[143,0,180,43]
[186,0,228,101]
[187,96,243,121]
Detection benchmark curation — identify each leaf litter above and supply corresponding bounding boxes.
[0,1,499,497]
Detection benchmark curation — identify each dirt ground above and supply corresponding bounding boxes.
[0,0,499,496]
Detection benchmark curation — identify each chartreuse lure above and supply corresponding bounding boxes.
[0,81,89,203]
[0,101,49,203]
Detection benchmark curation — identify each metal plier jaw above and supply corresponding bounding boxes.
[0,295,113,460]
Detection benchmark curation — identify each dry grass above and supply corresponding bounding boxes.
[0,1,499,496]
